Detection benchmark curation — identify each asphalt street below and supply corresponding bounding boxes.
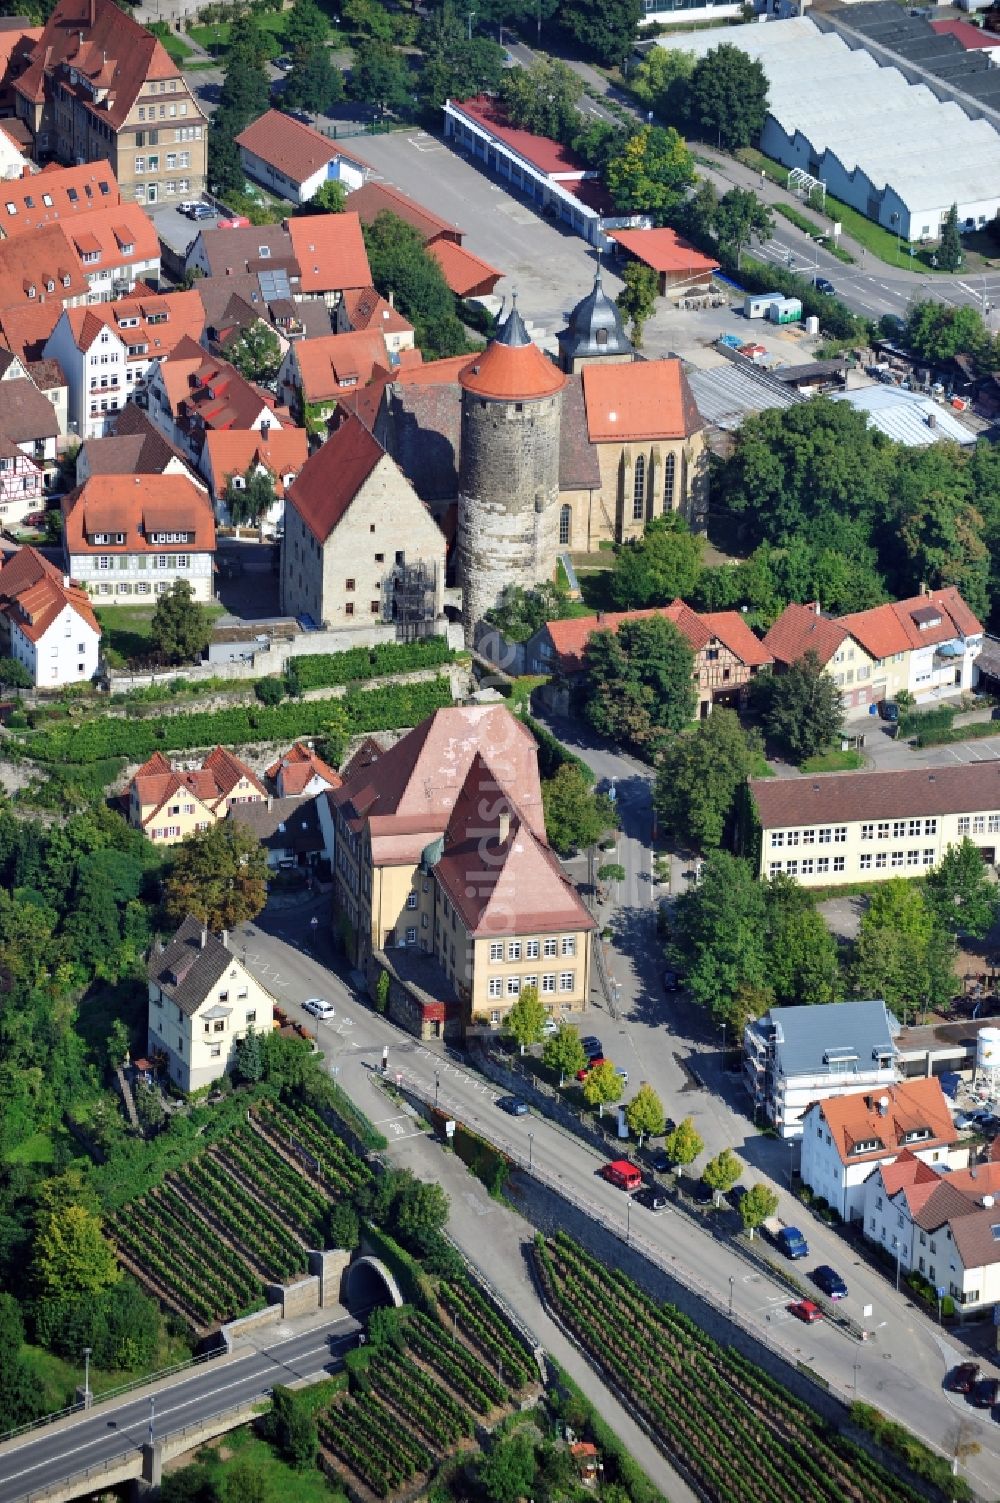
[230,876,1000,1497]
[0,1316,360,1503]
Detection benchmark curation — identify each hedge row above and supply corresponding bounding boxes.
[292,636,456,691]
[520,713,595,787]
[914,719,998,748]
[19,678,454,765]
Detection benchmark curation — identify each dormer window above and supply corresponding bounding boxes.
[26,284,35,299]
[91,532,126,545]
[259,246,271,258]
[4,203,15,216]
[45,280,54,293]
[902,1127,931,1144]
[42,194,52,207]
[61,274,71,287]
[850,1138,882,1155]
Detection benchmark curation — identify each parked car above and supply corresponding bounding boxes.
[647,1147,671,1173]
[729,1183,749,1210]
[970,1377,1000,1409]
[815,277,835,295]
[497,1095,528,1117]
[22,510,47,527]
[634,1185,668,1212]
[947,1362,980,1394]
[274,54,293,68]
[185,203,213,220]
[690,1179,715,1205]
[576,1057,606,1081]
[788,1299,824,1324]
[773,1224,809,1259]
[878,700,900,723]
[302,997,334,1019]
[581,1036,603,1059]
[541,1018,559,1036]
[615,1067,629,1085]
[811,1265,848,1300]
[663,969,683,992]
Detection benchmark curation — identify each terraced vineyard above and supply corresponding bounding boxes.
[318,1292,538,1499]
[110,1097,370,1330]
[535,1232,930,1503]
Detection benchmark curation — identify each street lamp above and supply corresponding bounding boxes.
[728,1276,735,1317]
[853,1361,860,1400]
[434,1071,440,1110]
[528,1131,534,1171]
[721,1023,727,1070]
[890,211,901,259]
[148,1395,155,1448]
[83,1347,92,1407]
[626,1197,632,1247]
[787,1139,795,1189]
[466,9,475,39]
[893,1238,902,1292]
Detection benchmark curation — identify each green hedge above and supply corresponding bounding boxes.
[19,678,454,765]
[291,636,456,691]
[898,704,955,737]
[362,1222,437,1314]
[521,714,595,787]
[448,1118,509,1196]
[850,1403,972,1502]
[914,719,997,748]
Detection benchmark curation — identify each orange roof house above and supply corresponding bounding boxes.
[202,428,308,508]
[286,211,371,298]
[0,543,101,687]
[235,109,371,205]
[62,472,217,604]
[0,161,121,236]
[581,360,702,443]
[266,741,342,799]
[127,747,266,845]
[428,239,503,299]
[336,286,415,350]
[280,328,399,410]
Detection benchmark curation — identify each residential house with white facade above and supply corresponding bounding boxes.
[44,289,204,439]
[62,471,216,603]
[147,916,276,1093]
[266,741,342,800]
[145,336,281,471]
[201,428,308,532]
[0,433,42,527]
[747,762,1000,889]
[235,109,370,205]
[799,1079,957,1222]
[743,998,899,1139]
[0,366,59,482]
[127,746,266,844]
[0,544,100,686]
[863,1148,1000,1314]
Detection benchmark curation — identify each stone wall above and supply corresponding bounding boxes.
[309,1247,351,1309]
[458,390,562,642]
[265,1275,321,1319]
[220,1304,282,1351]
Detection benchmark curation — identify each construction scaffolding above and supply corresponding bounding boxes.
[383,557,438,641]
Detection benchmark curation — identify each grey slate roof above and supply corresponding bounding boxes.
[227,793,324,856]
[557,267,633,366]
[559,374,602,491]
[147,915,233,1018]
[760,999,899,1079]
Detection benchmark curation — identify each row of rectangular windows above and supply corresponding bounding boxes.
[769,848,938,877]
[770,827,847,847]
[489,937,576,960]
[487,973,576,997]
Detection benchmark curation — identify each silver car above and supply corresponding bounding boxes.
[303,997,335,1020]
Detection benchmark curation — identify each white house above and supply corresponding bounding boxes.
[235,109,370,205]
[0,434,43,529]
[144,337,282,470]
[799,1078,957,1222]
[862,1147,1000,1314]
[62,472,216,604]
[743,998,900,1139]
[266,741,342,799]
[0,544,101,686]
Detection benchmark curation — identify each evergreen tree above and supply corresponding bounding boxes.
[688,44,768,149]
[938,203,963,273]
[150,580,213,665]
[236,1024,264,1083]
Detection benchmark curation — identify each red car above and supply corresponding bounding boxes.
[788,1300,824,1324]
[577,1056,606,1080]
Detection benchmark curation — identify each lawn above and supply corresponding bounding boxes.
[799,747,866,774]
[172,1418,349,1503]
[149,23,194,64]
[4,1130,56,1166]
[95,603,224,662]
[22,1324,194,1412]
[190,11,289,56]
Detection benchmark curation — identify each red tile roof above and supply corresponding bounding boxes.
[609,227,720,276]
[840,588,982,662]
[204,428,308,499]
[459,339,565,401]
[286,410,386,543]
[542,601,771,676]
[339,286,414,338]
[266,739,342,796]
[130,745,264,824]
[452,95,590,179]
[0,221,88,309]
[816,1079,955,1167]
[581,359,702,442]
[62,473,216,556]
[879,1149,941,1199]
[57,287,204,362]
[0,542,99,641]
[236,109,362,189]
[0,161,120,235]
[750,760,1000,829]
[930,18,1000,47]
[762,601,850,668]
[292,329,394,405]
[286,211,371,295]
[428,239,503,298]
[346,180,462,244]
[0,301,64,362]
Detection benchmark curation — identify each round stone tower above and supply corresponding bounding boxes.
[457,299,567,644]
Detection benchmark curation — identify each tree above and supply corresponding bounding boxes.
[348,41,413,117]
[630,45,694,126]
[265,1385,318,1469]
[541,764,616,855]
[609,513,705,608]
[33,1203,121,1301]
[0,1293,44,1434]
[702,1147,741,1205]
[0,656,31,696]
[905,300,992,370]
[285,0,328,54]
[583,615,697,755]
[478,1430,537,1503]
[766,875,839,1007]
[662,1113,700,1167]
[327,1201,360,1250]
[254,676,284,706]
[363,210,467,359]
[502,985,547,1052]
[671,851,769,1027]
[221,1457,268,1503]
[163,821,270,933]
[160,1465,219,1503]
[688,44,768,149]
[223,466,278,529]
[150,581,213,665]
[714,187,773,269]
[542,1022,587,1085]
[236,1023,264,1083]
[417,4,505,113]
[484,581,578,644]
[497,57,583,139]
[853,879,956,1023]
[304,179,348,215]
[557,0,642,67]
[597,862,626,884]
[605,125,695,220]
[627,1083,667,1146]
[739,1181,778,1238]
[134,1080,165,1134]
[284,44,345,113]
[926,839,999,940]
[582,1059,623,1117]
[677,176,719,246]
[227,322,283,386]
[654,709,761,851]
[614,261,659,349]
[938,202,963,273]
[394,1179,449,1254]
[210,15,270,195]
[762,649,845,763]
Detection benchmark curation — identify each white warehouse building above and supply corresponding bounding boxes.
[656,17,1000,240]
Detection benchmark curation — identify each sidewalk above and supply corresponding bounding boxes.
[381,1122,700,1503]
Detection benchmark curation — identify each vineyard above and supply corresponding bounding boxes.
[535,1232,933,1503]
[110,1097,370,1331]
[317,1289,539,1499]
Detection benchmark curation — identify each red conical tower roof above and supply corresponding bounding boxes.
[459,295,566,401]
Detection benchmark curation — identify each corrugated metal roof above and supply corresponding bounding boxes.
[831,385,976,446]
[687,361,802,431]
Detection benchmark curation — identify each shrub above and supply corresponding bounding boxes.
[254,676,285,706]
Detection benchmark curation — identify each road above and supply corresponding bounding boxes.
[232,878,1000,1498]
[0,1316,360,1503]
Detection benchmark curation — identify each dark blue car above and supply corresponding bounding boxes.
[812,1264,848,1300]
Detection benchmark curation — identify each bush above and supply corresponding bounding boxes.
[520,714,594,786]
[850,1402,972,1502]
[915,720,997,748]
[254,676,285,706]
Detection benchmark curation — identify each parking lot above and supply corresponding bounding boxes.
[854,708,1000,772]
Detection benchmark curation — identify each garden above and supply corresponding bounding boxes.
[533,1231,963,1503]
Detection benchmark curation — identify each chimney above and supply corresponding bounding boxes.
[260,419,270,440]
[926,412,937,429]
[388,289,394,308]
[596,611,605,624]
[89,0,95,28]
[200,927,208,948]
[498,808,511,844]
[814,600,821,616]
[983,1194,995,1209]
[920,581,929,596]
[267,794,273,810]
[222,929,229,949]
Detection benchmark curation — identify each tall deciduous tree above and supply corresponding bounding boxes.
[714,187,773,269]
[502,985,547,1051]
[363,210,467,358]
[926,838,999,939]
[702,1147,741,1204]
[542,1023,587,1084]
[765,874,839,1007]
[761,649,845,763]
[228,322,282,385]
[688,44,768,149]
[163,822,269,933]
[285,0,329,54]
[582,1059,623,1116]
[662,1112,701,1166]
[541,764,616,855]
[671,851,769,1027]
[303,180,348,215]
[605,125,695,219]
[615,262,659,350]
[284,45,344,114]
[223,466,278,528]
[853,878,956,1024]
[33,1203,121,1301]
[609,513,704,609]
[583,615,697,755]
[347,41,412,117]
[497,58,583,139]
[654,709,761,851]
[557,0,642,66]
[417,4,505,113]
[739,1182,778,1238]
[631,46,694,126]
[150,581,213,665]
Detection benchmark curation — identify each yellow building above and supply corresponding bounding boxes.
[127,747,266,845]
[147,916,277,1092]
[330,704,595,1038]
[748,761,1000,888]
